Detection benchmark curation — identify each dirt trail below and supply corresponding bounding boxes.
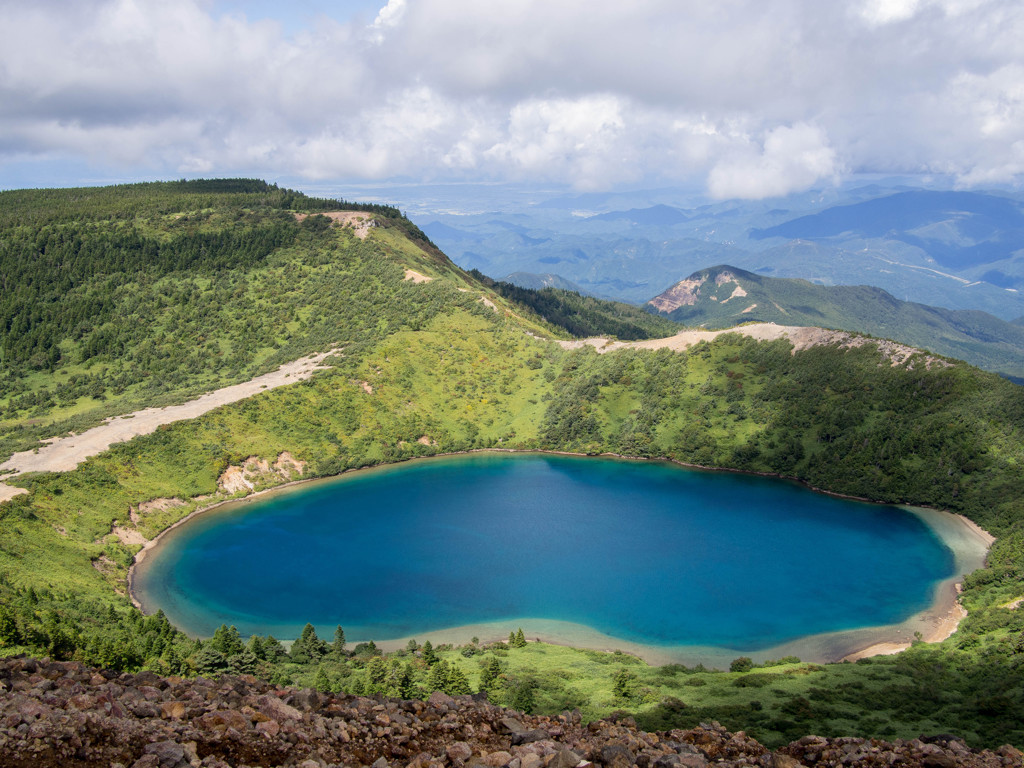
[0,350,340,503]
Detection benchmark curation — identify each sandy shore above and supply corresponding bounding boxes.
[127,450,995,667]
[366,502,992,667]
[0,349,340,503]
[837,506,993,662]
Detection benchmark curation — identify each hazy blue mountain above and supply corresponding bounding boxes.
[590,205,689,226]
[421,220,478,242]
[649,265,1024,378]
[499,272,589,293]
[412,184,1024,319]
[750,190,1024,285]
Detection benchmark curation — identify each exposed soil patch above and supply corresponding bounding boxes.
[294,211,378,239]
[558,323,948,369]
[130,497,187,524]
[217,452,308,494]
[111,525,148,547]
[404,268,434,283]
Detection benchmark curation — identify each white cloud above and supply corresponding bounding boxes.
[707,124,839,200]
[0,0,1023,196]
[482,97,629,189]
[856,0,923,25]
[367,0,406,43]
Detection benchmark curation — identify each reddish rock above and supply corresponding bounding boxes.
[0,658,1018,768]
[256,719,281,738]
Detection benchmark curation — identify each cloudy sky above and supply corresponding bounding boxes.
[1,0,1022,198]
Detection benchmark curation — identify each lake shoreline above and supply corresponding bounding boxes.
[127,448,995,667]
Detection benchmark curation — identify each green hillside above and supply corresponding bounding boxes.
[469,269,682,340]
[2,182,1024,749]
[649,265,1024,379]
[0,180,499,462]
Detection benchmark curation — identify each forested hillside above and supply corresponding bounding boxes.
[1,181,1024,750]
[0,180,458,462]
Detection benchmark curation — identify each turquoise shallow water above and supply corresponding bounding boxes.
[133,453,955,649]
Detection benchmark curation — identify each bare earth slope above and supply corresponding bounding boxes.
[0,349,339,503]
[557,322,945,368]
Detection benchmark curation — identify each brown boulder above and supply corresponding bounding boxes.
[197,709,251,734]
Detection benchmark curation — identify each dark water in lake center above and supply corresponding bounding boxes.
[133,453,954,648]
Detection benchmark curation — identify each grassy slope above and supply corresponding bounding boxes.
[652,265,1024,379]
[1,184,1024,748]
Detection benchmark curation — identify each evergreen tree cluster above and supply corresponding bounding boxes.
[469,270,681,341]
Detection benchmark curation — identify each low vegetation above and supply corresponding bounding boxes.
[1,181,1023,750]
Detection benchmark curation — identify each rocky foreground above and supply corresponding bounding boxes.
[1,657,1021,768]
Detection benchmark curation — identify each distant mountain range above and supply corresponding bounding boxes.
[648,265,1024,380]
[418,186,1024,319]
[750,190,1024,287]
[498,272,588,293]
[589,204,690,227]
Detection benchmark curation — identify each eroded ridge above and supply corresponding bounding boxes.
[558,323,948,369]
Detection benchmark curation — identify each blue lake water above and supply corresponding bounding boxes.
[133,453,955,650]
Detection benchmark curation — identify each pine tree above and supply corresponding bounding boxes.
[192,645,229,675]
[210,624,244,657]
[0,605,22,644]
[427,660,448,693]
[161,644,184,675]
[478,656,502,693]
[246,634,266,660]
[332,626,347,656]
[366,657,388,693]
[513,628,527,648]
[263,635,287,663]
[445,664,472,696]
[612,668,637,700]
[399,663,418,699]
[506,676,537,714]
[291,623,327,663]
[229,648,260,675]
[421,640,438,665]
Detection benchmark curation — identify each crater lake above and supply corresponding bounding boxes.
[132,453,974,663]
